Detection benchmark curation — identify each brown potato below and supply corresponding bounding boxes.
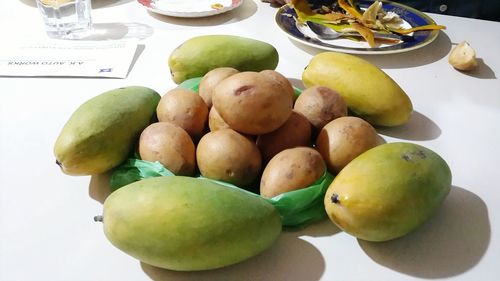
[196,129,262,188]
[156,88,209,140]
[212,71,294,135]
[259,69,295,101]
[256,111,311,163]
[199,67,239,108]
[294,86,347,130]
[260,147,326,198]
[316,116,379,174]
[208,106,230,132]
[138,122,196,176]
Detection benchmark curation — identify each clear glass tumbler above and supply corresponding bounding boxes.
[35,0,92,39]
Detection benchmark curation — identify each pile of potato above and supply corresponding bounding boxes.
[138,68,381,198]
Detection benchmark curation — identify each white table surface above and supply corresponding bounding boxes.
[1,1,500,280]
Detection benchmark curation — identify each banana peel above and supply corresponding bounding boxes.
[338,0,363,20]
[290,0,447,46]
[290,0,352,31]
[349,22,376,47]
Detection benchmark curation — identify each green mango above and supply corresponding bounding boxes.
[168,35,279,84]
[302,52,413,127]
[101,176,282,271]
[324,142,451,242]
[54,86,160,175]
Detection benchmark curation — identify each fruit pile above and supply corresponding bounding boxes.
[54,35,452,272]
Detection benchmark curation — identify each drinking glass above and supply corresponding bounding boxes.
[35,0,92,39]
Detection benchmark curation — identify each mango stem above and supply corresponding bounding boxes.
[331,193,340,204]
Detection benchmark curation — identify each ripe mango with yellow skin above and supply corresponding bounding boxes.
[302,52,413,127]
[101,176,282,271]
[324,142,451,242]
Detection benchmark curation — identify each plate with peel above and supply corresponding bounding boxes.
[137,0,243,18]
[275,0,444,54]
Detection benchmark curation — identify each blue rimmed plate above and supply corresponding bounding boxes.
[275,1,441,54]
[138,0,243,18]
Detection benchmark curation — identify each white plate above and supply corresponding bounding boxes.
[137,0,244,18]
[275,1,441,55]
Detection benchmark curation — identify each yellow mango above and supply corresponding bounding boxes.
[101,176,282,271]
[302,52,413,127]
[324,142,452,241]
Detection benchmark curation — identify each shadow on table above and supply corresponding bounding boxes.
[127,43,145,75]
[147,0,257,27]
[290,31,453,69]
[455,58,497,79]
[140,220,339,281]
[358,186,490,279]
[287,217,342,238]
[80,22,154,40]
[359,31,452,69]
[376,110,442,141]
[19,0,133,8]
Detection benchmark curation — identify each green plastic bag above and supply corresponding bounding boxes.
[109,159,173,192]
[178,77,202,92]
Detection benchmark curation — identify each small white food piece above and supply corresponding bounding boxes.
[448,41,478,71]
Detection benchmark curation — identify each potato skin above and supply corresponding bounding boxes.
[260,147,326,198]
[138,122,196,176]
[294,86,347,130]
[259,70,295,101]
[212,71,294,135]
[199,67,239,108]
[196,129,262,188]
[256,111,311,163]
[208,106,230,132]
[156,88,209,140]
[316,116,380,174]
